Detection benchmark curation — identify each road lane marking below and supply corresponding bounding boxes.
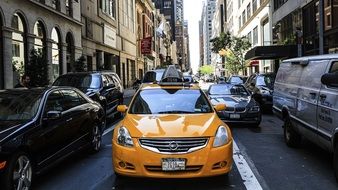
[233,140,263,190]
[103,124,116,136]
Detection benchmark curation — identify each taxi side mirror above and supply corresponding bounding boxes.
[117,105,128,113]
[214,104,226,111]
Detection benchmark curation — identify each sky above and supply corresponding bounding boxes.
[184,0,203,74]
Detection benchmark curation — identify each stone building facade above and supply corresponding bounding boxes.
[0,0,82,89]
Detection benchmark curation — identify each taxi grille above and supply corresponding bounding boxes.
[145,165,203,172]
[139,138,208,154]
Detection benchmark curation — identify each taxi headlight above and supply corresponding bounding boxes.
[117,126,134,147]
[213,126,228,147]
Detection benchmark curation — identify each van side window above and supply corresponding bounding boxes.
[299,60,328,89]
[329,62,338,73]
[276,62,302,85]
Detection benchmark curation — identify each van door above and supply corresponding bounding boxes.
[296,60,329,143]
[317,61,338,151]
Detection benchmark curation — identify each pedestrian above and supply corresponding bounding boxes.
[14,74,31,88]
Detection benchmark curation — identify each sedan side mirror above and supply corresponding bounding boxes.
[214,104,226,112]
[117,105,128,113]
[45,111,61,120]
[321,73,338,87]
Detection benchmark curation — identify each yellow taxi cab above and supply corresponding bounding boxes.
[112,66,233,178]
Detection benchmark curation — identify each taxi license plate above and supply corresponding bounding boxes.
[230,114,240,119]
[162,158,186,171]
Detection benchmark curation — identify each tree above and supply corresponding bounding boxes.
[210,32,251,75]
[26,49,49,87]
[74,55,87,72]
[199,65,214,75]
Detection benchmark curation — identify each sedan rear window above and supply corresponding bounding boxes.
[129,89,212,114]
[54,75,101,89]
[209,85,249,96]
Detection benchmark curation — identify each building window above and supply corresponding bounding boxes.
[274,0,288,11]
[52,0,61,11]
[11,13,27,86]
[51,28,62,81]
[247,3,251,19]
[164,1,171,8]
[247,31,252,44]
[253,0,257,12]
[66,0,73,17]
[12,43,20,57]
[242,11,246,25]
[101,0,116,18]
[239,16,242,28]
[253,26,258,45]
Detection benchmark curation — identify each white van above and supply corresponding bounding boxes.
[273,54,338,180]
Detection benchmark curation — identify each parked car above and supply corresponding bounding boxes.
[245,73,276,110]
[0,87,105,190]
[183,74,197,84]
[141,69,165,83]
[53,71,124,119]
[207,84,261,127]
[217,76,227,84]
[113,66,233,178]
[273,55,338,180]
[227,75,247,84]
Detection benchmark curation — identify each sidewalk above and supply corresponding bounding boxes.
[123,88,136,98]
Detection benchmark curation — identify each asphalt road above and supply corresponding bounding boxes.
[32,90,338,190]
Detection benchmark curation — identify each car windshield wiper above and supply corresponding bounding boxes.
[157,111,195,114]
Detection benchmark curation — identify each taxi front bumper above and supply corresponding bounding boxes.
[112,138,233,178]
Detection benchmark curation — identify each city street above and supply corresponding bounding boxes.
[32,89,338,190]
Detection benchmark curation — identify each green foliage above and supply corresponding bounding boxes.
[199,65,214,75]
[74,55,87,72]
[26,49,49,87]
[224,52,241,75]
[211,32,252,75]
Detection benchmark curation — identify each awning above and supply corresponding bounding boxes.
[245,45,298,60]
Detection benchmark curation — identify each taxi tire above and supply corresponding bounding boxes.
[284,116,301,148]
[2,152,33,190]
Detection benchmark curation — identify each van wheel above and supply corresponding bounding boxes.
[284,116,301,147]
[2,152,33,190]
[334,145,338,182]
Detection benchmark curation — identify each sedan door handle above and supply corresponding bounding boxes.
[309,92,316,96]
[66,118,73,122]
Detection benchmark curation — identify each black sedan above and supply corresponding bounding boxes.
[207,84,261,127]
[0,87,105,190]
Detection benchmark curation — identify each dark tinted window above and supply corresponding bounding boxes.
[330,62,338,73]
[209,85,249,96]
[142,70,164,83]
[45,91,63,113]
[130,89,212,114]
[0,91,42,121]
[54,75,101,89]
[256,75,275,88]
[61,90,83,110]
[229,76,245,84]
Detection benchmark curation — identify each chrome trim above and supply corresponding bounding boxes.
[139,138,209,155]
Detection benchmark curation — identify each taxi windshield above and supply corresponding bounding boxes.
[129,89,213,114]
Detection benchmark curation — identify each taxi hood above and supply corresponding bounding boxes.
[121,113,223,138]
